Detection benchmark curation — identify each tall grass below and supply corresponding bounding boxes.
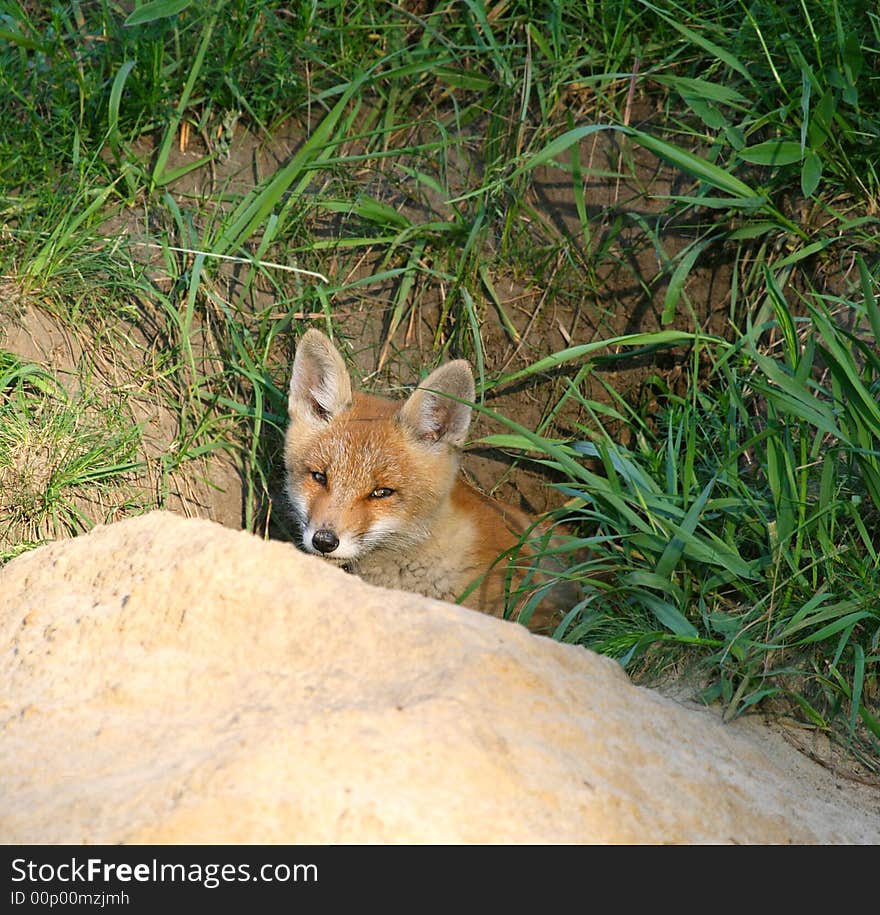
[477,273,880,762]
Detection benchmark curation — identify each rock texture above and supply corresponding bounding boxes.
[1,511,877,844]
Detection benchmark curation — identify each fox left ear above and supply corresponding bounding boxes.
[398,360,474,448]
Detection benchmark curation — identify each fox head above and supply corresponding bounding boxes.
[284,329,475,566]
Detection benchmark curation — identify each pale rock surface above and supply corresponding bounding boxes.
[1,511,877,844]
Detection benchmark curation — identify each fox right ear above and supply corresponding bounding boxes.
[288,329,353,424]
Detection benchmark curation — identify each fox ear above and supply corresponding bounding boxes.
[288,329,353,424]
[398,360,474,448]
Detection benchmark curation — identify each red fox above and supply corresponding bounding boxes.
[284,329,578,631]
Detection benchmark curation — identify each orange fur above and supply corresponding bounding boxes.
[284,329,577,631]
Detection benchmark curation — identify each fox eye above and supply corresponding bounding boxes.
[370,487,394,499]
[311,470,327,486]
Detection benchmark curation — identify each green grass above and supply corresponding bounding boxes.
[1,0,878,766]
[477,291,880,764]
[0,350,145,558]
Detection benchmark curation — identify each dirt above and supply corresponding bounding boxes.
[657,685,880,839]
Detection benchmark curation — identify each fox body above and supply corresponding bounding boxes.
[284,329,574,629]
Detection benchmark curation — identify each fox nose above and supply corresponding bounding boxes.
[312,528,340,554]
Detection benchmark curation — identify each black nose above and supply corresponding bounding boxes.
[312,528,340,554]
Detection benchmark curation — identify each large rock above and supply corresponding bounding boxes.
[1,512,877,843]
